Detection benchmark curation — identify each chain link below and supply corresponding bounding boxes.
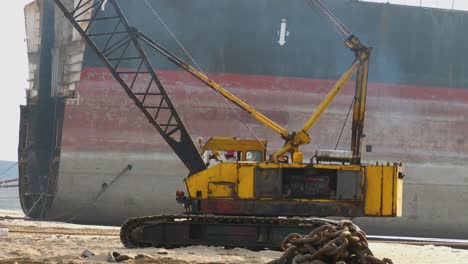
[268,220,393,264]
[0,178,18,188]
[0,185,18,188]
[0,178,18,185]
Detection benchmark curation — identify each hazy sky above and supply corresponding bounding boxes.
[0,1,31,161]
[0,0,467,162]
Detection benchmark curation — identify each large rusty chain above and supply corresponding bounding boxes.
[268,220,393,264]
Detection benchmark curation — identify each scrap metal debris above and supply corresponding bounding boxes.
[267,220,393,264]
[80,249,95,258]
[105,252,163,263]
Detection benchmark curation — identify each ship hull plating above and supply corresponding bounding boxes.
[20,0,468,238]
[46,68,468,238]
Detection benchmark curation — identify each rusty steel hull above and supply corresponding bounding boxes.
[19,0,468,238]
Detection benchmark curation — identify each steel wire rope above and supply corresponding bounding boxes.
[335,96,355,150]
[304,0,356,151]
[142,0,272,157]
[305,1,346,40]
[304,0,351,40]
[304,1,344,38]
[0,164,19,187]
[0,162,18,177]
[307,0,350,36]
[49,164,133,223]
[313,0,350,36]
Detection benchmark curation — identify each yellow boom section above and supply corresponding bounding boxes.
[302,59,359,132]
[181,63,290,139]
[138,31,371,163]
[138,32,289,139]
[273,59,360,159]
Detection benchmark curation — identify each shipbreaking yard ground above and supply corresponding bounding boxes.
[1,210,468,264]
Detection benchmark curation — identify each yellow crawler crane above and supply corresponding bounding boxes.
[176,36,403,218]
[55,0,403,250]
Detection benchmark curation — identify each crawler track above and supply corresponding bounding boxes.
[120,214,337,250]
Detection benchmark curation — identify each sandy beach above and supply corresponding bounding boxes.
[1,210,468,264]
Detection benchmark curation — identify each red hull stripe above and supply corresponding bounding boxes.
[81,67,468,102]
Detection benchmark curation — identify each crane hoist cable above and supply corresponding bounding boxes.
[304,0,371,164]
[143,0,205,76]
[0,162,18,177]
[142,0,271,156]
[304,0,352,40]
[142,0,369,162]
[335,96,355,150]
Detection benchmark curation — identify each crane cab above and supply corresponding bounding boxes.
[199,137,267,164]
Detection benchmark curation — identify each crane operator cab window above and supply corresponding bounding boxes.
[204,150,239,167]
[204,150,220,167]
[277,155,290,164]
[246,151,262,162]
[223,151,238,162]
